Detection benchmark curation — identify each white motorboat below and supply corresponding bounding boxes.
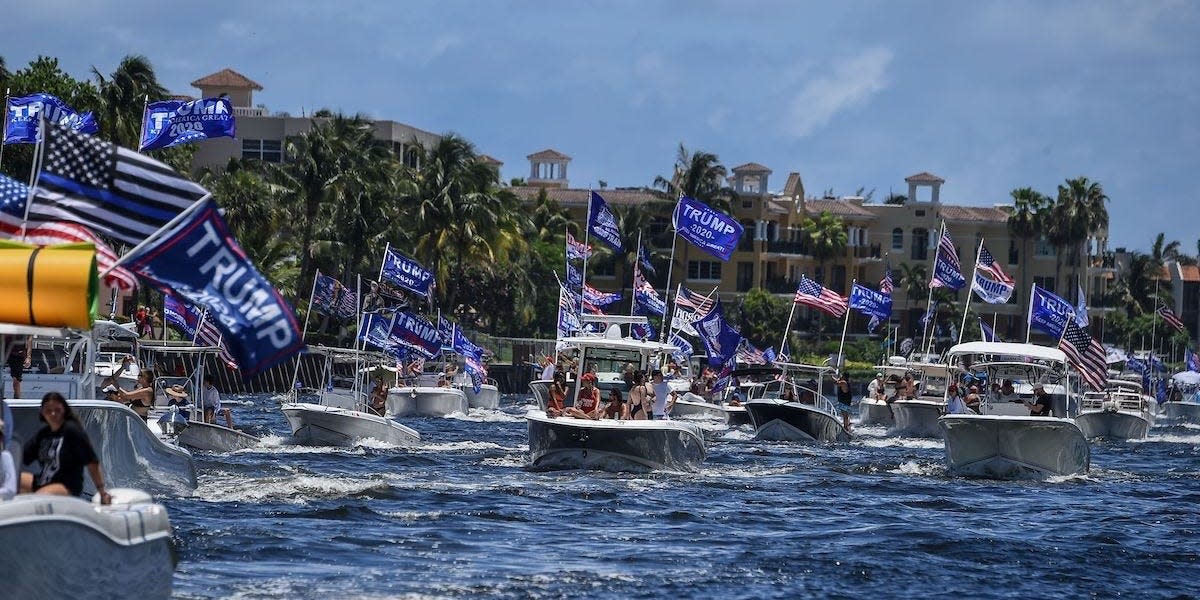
[859,358,911,427]
[743,363,850,443]
[455,373,500,409]
[141,344,262,453]
[890,362,952,438]
[938,341,1090,479]
[388,380,469,417]
[525,315,707,471]
[1074,380,1154,440]
[282,347,421,446]
[1163,371,1200,423]
[0,489,175,599]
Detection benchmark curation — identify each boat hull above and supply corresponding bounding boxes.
[890,399,943,438]
[464,384,500,409]
[8,399,196,495]
[387,387,469,417]
[744,400,848,443]
[176,421,261,453]
[0,493,174,600]
[525,411,706,471]
[1163,401,1200,423]
[281,402,421,446]
[939,415,1090,479]
[1075,410,1150,440]
[858,398,894,427]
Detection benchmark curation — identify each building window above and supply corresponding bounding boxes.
[1008,241,1019,265]
[892,228,903,250]
[738,220,755,251]
[911,228,928,261]
[242,139,282,162]
[742,198,754,209]
[1035,237,1054,257]
[404,147,420,169]
[1033,275,1055,295]
[688,261,722,280]
[915,209,926,217]
[736,262,754,292]
[830,265,847,292]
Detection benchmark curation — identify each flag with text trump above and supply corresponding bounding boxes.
[139,97,236,151]
[122,198,305,377]
[5,93,97,143]
[587,191,623,252]
[674,196,743,261]
[693,301,742,367]
[850,282,891,331]
[929,227,965,290]
[381,247,436,298]
[794,275,848,318]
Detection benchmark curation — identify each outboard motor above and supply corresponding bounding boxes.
[156,406,189,437]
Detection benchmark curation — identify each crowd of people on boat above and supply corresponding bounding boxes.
[544,366,681,421]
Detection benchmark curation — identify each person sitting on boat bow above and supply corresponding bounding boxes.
[781,384,797,403]
[899,373,917,400]
[202,375,233,428]
[117,370,156,421]
[546,372,568,418]
[867,373,886,403]
[368,377,388,416]
[603,388,627,420]
[1025,383,1053,416]
[20,393,111,504]
[964,385,982,413]
[564,373,602,420]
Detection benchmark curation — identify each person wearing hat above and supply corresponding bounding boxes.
[165,385,191,411]
[1025,383,1053,416]
[867,373,886,403]
[0,418,16,500]
[565,373,602,419]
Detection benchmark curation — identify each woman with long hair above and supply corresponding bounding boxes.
[19,392,111,504]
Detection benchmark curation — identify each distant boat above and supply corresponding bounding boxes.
[743,362,850,443]
[1075,378,1154,440]
[1163,370,1200,423]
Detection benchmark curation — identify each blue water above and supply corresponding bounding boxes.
[166,395,1200,599]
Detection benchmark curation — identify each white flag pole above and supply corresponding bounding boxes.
[288,268,322,395]
[920,220,944,354]
[19,112,47,241]
[779,288,799,357]
[0,88,10,173]
[630,230,642,318]
[835,279,856,375]
[659,196,682,342]
[1025,283,1038,344]
[136,95,150,153]
[958,238,984,345]
[580,190,593,320]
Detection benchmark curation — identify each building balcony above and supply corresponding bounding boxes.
[763,276,798,294]
[851,244,883,260]
[233,106,267,117]
[765,240,810,256]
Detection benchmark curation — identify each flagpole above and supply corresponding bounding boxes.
[924,306,939,356]
[992,312,999,341]
[1025,283,1038,344]
[958,238,984,345]
[1151,277,1160,359]
[920,220,944,354]
[99,192,212,277]
[379,241,390,281]
[0,88,9,172]
[19,112,47,241]
[659,197,682,342]
[136,95,149,153]
[630,231,642,318]
[779,293,799,357]
[354,275,365,408]
[289,268,322,396]
[580,190,593,321]
[835,279,856,375]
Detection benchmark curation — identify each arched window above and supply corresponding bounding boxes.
[892,227,903,250]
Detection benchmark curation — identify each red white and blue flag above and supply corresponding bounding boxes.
[793,275,847,318]
[929,226,965,290]
[565,232,591,261]
[976,245,1014,285]
[880,262,894,296]
[671,285,717,336]
[1186,347,1200,372]
[1059,319,1108,392]
[1158,305,1186,333]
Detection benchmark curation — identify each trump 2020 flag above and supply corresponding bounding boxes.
[380,246,435,298]
[694,301,742,367]
[1186,347,1200,372]
[139,97,236,151]
[1029,284,1076,339]
[5,93,98,144]
[971,271,1014,304]
[638,244,655,274]
[388,312,443,359]
[33,123,209,245]
[587,191,622,251]
[849,283,892,325]
[122,198,305,377]
[669,332,693,364]
[675,196,743,261]
[930,227,965,290]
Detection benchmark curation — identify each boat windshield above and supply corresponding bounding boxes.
[580,346,643,381]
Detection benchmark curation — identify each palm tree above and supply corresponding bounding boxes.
[1152,233,1181,265]
[652,144,736,213]
[1110,252,1163,317]
[1047,177,1108,294]
[91,55,167,149]
[801,210,848,289]
[896,262,928,335]
[1007,187,1048,315]
[203,166,299,297]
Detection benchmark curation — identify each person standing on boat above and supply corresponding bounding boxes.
[565,373,602,419]
[5,335,32,399]
[650,371,675,420]
[368,377,388,416]
[202,375,232,427]
[834,374,853,432]
[867,373,886,402]
[547,372,567,417]
[19,393,111,505]
[1025,383,1053,416]
[117,370,155,421]
[0,419,16,501]
[628,371,650,419]
[964,385,982,413]
[540,356,556,381]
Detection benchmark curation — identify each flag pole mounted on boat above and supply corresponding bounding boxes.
[919,220,944,355]
[1025,282,1038,344]
[0,88,9,173]
[630,230,642,318]
[659,192,682,342]
[835,279,856,376]
[957,237,985,345]
[289,268,323,395]
[779,289,799,358]
[19,112,46,241]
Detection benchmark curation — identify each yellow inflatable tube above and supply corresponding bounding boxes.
[0,241,98,329]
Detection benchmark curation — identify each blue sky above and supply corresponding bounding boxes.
[7,1,1198,252]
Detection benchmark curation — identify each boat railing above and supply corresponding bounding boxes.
[760,379,838,416]
[1081,393,1145,413]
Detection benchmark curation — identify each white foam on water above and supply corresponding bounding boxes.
[888,460,943,477]
[379,509,446,522]
[197,473,388,504]
[698,464,795,479]
[718,428,756,441]
[451,408,524,423]
[1132,433,1200,445]
[412,440,522,453]
[1043,472,1095,484]
[240,435,369,455]
[354,437,407,450]
[480,455,526,468]
[856,436,944,450]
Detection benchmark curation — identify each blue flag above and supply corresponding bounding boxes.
[587,191,623,251]
[583,284,622,307]
[5,93,97,144]
[675,196,743,261]
[381,247,436,297]
[1029,285,1076,339]
[438,316,456,345]
[452,326,485,361]
[669,332,694,364]
[634,287,667,318]
[693,301,742,367]
[979,317,998,342]
[565,262,583,288]
[929,227,965,290]
[139,97,236,151]
[1187,347,1200,373]
[632,321,657,341]
[972,271,1014,304]
[638,244,655,274]
[359,312,394,352]
[920,302,938,327]
[123,199,305,377]
[388,312,443,359]
[849,283,892,323]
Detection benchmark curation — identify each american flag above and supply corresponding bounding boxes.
[163,294,239,369]
[675,285,716,316]
[565,231,591,261]
[793,275,848,318]
[1157,305,1186,333]
[1058,320,1107,392]
[32,123,208,245]
[929,227,964,289]
[976,245,1014,285]
[879,262,894,296]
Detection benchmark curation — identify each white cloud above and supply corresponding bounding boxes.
[783,47,893,139]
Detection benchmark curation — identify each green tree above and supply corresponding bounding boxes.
[1007,186,1049,314]
[800,210,848,286]
[652,144,736,213]
[0,56,100,179]
[91,55,167,150]
[737,288,789,349]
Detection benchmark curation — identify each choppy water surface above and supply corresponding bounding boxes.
[167,396,1200,598]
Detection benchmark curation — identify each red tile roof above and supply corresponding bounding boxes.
[782,172,803,197]
[1181,265,1200,282]
[526,149,571,161]
[805,198,875,218]
[191,68,263,90]
[477,154,503,166]
[904,171,944,183]
[938,205,1011,223]
[511,186,667,208]
[731,162,772,173]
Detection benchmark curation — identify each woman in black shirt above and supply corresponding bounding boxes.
[19,392,111,504]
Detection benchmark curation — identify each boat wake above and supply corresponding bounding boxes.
[197,472,393,503]
[855,436,944,450]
